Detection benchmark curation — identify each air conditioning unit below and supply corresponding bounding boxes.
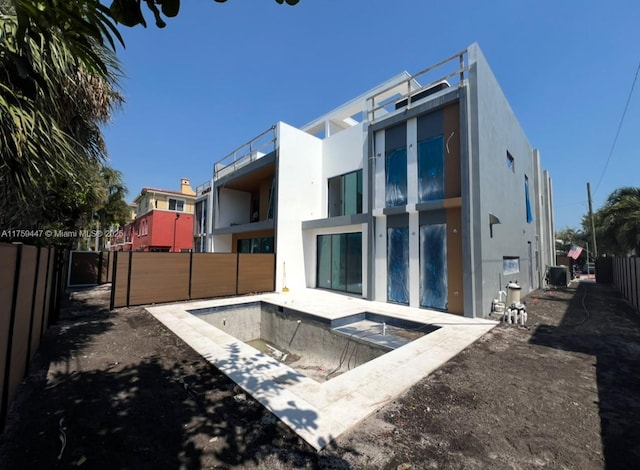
[547,266,570,287]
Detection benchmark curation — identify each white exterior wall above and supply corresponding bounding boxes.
[212,233,232,252]
[275,122,323,291]
[217,188,250,228]
[322,122,368,214]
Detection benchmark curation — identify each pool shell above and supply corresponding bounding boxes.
[189,301,439,382]
[146,289,497,450]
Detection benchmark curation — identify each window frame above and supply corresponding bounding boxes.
[327,169,363,218]
[168,198,185,212]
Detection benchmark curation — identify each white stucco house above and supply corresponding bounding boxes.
[193,43,555,317]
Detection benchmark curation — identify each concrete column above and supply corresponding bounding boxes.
[409,212,420,307]
[406,118,418,206]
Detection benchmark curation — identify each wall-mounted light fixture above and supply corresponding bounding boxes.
[489,213,501,238]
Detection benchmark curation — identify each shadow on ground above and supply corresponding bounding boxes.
[530,281,640,469]
[0,286,350,469]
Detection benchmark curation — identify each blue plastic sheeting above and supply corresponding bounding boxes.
[385,148,407,207]
[525,176,533,223]
[387,227,409,304]
[418,136,445,202]
[420,224,448,310]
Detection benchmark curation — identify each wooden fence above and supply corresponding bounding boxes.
[1,243,67,431]
[110,252,275,309]
[611,256,640,314]
[68,251,113,286]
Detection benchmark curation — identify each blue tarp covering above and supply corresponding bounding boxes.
[420,224,448,310]
[387,227,409,304]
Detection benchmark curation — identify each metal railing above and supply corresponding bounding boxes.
[213,125,277,181]
[367,49,469,123]
[195,179,211,198]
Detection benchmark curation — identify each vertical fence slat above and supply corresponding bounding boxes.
[611,256,640,315]
[0,244,19,430]
[25,247,42,368]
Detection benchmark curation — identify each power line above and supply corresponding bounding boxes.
[593,60,640,195]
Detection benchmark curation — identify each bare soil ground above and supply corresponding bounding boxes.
[1,281,639,469]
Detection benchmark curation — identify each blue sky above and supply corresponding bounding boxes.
[102,0,639,231]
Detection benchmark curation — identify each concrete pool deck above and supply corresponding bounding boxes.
[146,289,497,450]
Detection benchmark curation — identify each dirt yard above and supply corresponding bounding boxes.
[1,281,639,469]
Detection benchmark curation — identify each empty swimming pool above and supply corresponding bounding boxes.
[146,290,497,450]
[188,301,439,382]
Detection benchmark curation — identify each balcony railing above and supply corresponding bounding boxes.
[196,179,211,198]
[367,49,469,123]
[213,125,277,181]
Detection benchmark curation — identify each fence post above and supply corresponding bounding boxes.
[235,253,240,295]
[633,256,640,311]
[39,248,52,341]
[97,251,103,284]
[188,250,193,300]
[1,243,22,430]
[110,251,118,310]
[623,258,628,300]
[49,248,66,325]
[25,246,42,372]
[126,251,133,308]
[628,258,632,303]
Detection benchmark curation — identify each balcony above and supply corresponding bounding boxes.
[213,126,277,181]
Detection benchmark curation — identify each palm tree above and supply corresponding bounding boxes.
[596,187,640,256]
[1,2,123,239]
[93,166,130,250]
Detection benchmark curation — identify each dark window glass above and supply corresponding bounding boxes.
[168,198,184,212]
[387,227,409,304]
[328,170,363,217]
[386,148,407,207]
[316,233,362,294]
[346,232,362,294]
[237,239,251,253]
[317,235,332,289]
[525,175,533,223]
[420,224,448,310]
[418,135,445,202]
[237,236,274,253]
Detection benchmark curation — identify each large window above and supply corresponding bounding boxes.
[525,175,533,223]
[420,224,448,310]
[385,123,407,207]
[387,227,409,304]
[317,233,362,294]
[418,135,445,202]
[328,170,363,217]
[168,198,184,212]
[237,236,274,253]
[194,199,207,235]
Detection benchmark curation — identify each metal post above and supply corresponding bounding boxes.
[587,182,598,258]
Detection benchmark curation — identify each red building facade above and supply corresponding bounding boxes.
[111,179,196,252]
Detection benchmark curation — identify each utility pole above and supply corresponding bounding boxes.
[587,182,598,258]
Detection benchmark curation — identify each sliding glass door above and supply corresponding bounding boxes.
[317,233,362,295]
